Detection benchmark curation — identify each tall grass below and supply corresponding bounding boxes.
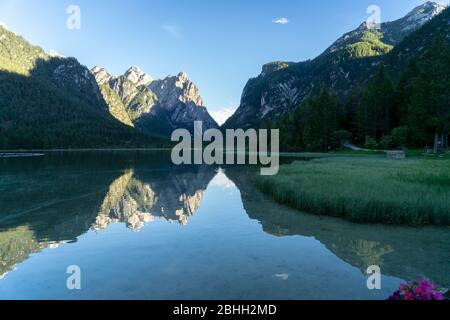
[256,156,450,226]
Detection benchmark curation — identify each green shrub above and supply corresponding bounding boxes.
[365,136,378,149]
[379,135,394,149]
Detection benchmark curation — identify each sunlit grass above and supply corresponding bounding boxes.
[256,156,450,226]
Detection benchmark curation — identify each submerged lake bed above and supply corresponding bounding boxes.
[0,151,449,300]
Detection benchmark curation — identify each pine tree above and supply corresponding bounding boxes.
[357,64,397,142]
[400,35,450,152]
[301,90,340,151]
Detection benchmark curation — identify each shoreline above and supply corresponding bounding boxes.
[0,153,45,158]
[256,155,450,227]
[0,148,174,152]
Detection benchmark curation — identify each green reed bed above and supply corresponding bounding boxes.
[256,156,450,226]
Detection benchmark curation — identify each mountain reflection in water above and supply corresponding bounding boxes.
[0,151,449,298]
[0,151,216,279]
[95,168,210,231]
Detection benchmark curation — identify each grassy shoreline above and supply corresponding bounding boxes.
[256,155,450,226]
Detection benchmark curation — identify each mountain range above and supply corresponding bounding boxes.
[0,23,217,149]
[91,66,218,137]
[0,1,449,149]
[223,1,448,129]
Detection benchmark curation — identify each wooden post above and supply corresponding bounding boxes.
[433,131,439,154]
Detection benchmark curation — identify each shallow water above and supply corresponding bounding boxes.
[0,151,448,300]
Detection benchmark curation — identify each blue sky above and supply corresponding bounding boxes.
[0,0,448,124]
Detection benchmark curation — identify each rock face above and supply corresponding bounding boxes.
[147,72,218,132]
[124,66,153,87]
[91,67,219,136]
[223,2,446,129]
[384,3,450,76]
[327,1,445,53]
[91,65,112,85]
[395,1,446,32]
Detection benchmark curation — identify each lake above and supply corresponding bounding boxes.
[0,151,449,300]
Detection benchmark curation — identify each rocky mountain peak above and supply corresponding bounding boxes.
[261,61,292,76]
[401,1,445,31]
[406,1,446,19]
[328,1,445,55]
[91,65,103,73]
[91,65,218,136]
[149,72,205,108]
[91,66,113,85]
[356,2,445,32]
[124,66,153,86]
[176,71,188,82]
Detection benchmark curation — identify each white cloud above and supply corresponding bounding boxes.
[210,107,236,126]
[162,24,181,37]
[275,273,289,281]
[272,17,290,25]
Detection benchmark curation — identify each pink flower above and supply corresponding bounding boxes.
[388,279,446,301]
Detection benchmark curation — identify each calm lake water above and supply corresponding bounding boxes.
[0,151,449,300]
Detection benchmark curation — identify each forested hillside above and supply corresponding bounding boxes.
[225,2,448,141]
[262,6,450,152]
[0,25,164,149]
